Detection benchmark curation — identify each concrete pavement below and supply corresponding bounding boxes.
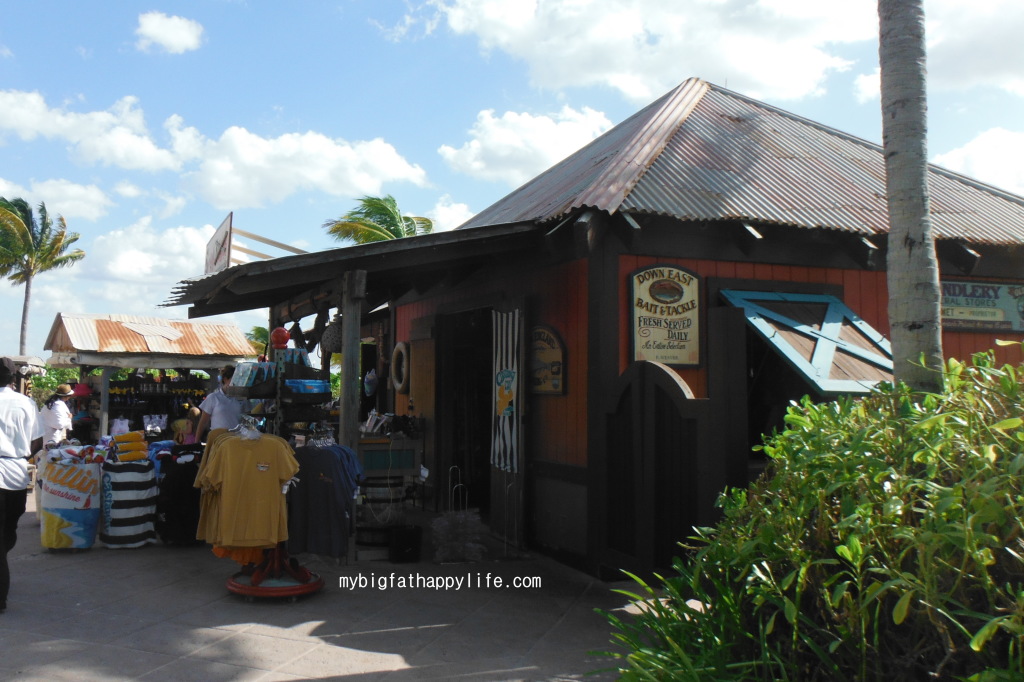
[0,494,631,681]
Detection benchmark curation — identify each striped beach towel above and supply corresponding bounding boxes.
[100,460,159,548]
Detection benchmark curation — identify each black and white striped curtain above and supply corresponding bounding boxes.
[491,309,520,473]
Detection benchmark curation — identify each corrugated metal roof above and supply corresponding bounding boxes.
[459,77,1024,246]
[459,79,709,229]
[44,313,254,357]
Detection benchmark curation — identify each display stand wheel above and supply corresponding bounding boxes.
[226,572,324,600]
[225,544,324,601]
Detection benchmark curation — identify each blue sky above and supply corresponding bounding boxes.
[2,0,1024,358]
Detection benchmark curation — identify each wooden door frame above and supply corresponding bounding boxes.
[600,360,701,576]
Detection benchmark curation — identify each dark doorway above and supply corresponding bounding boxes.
[744,326,823,480]
[437,308,494,521]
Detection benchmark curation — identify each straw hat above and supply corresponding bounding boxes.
[55,384,74,397]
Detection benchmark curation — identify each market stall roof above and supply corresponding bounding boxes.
[10,355,47,376]
[163,221,543,319]
[43,313,255,369]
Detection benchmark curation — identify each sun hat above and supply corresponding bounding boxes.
[55,383,74,397]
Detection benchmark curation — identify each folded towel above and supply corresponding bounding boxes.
[115,441,149,453]
[116,451,148,462]
[113,431,145,443]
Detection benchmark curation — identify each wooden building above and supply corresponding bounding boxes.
[168,78,1024,577]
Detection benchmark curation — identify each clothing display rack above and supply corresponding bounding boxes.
[196,418,323,600]
[287,422,363,562]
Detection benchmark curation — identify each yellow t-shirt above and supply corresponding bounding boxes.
[195,433,297,548]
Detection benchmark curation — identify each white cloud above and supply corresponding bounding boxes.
[29,179,114,222]
[439,105,611,186]
[850,1,1024,102]
[0,176,112,222]
[0,91,179,171]
[0,177,30,200]
[926,0,1024,95]
[53,216,216,336]
[422,0,876,102]
[114,181,143,198]
[186,128,429,209]
[428,195,475,231]
[156,193,188,219]
[933,127,1024,195]
[0,90,430,212]
[854,68,880,104]
[135,12,204,54]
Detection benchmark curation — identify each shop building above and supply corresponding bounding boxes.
[167,78,1024,577]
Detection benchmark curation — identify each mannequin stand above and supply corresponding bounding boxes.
[226,544,324,600]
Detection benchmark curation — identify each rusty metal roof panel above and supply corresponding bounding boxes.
[622,84,1024,244]
[459,77,1024,245]
[44,313,253,357]
[458,78,709,229]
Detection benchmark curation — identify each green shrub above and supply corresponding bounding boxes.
[602,350,1024,681]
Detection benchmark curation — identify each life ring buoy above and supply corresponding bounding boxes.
[391,342,410,394]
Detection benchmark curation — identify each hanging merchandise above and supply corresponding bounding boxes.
[154,443,204,545]
[320,312,343,353]
[363,368,378,397]
[109,417,131,436]
[288,432,363,559]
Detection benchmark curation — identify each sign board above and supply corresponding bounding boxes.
[631,265,700,366]
[204,212,308,275]
[941,279,1024,332]
[530,325,565,394]
[205,212,233,274]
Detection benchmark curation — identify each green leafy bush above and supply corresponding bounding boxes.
[603,350,1024,681]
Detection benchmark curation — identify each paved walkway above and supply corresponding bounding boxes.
[0,495,630,681]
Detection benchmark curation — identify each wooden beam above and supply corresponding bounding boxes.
[937,239,982,275]
[99,367,113,438]
[339,270,367,450]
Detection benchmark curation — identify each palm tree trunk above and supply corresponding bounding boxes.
[19,274,32,355]
[878,0,943,392]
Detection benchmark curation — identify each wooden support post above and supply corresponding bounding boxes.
[99,367,113,437]
[338,270,366,450]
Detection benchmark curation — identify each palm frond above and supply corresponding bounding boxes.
[323,194,432,244]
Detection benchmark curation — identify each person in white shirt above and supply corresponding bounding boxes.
[0,357,44,613]
[195,366,244,442]
[39,383,74,445]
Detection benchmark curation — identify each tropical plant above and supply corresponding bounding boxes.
[322,195,433,244]
[601,348,1024,680]
[29,365,81,407]
[878,0,943,392]
[0,198,86,354]
[246,325,269,356]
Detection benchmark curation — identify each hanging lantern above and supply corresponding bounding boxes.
[320,313,343,353]
[270,326,291,349]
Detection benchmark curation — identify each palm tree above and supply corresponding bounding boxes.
[246,325,269,357]
[322,195,433,244]
[877,0,943,392]
[0,198,86,354]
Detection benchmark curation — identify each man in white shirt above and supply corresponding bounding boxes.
[0,357,43,613]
